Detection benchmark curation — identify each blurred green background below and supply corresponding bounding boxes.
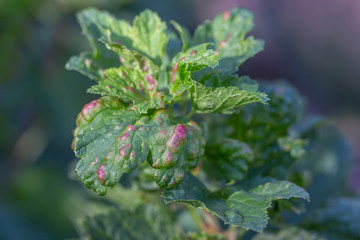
[1,0,359,239]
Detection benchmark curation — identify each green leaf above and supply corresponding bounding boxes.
[106,43,160,78]
[171,44,220,95]
[278,136,308,158]
[144,113,205,189]
[65,52,110,80]
[87,67,150,102]
[303,198,360,240]
[170,44,267,114]
[204,138,254,182]
[75,8,132,52]
[171,20,191,52]
[131,9,168,64]
[190,76,268,114]
[66,8,168,80]
[77,8,168,64]
[193,8,264,73]
[65,8,127,80]
[162,173,309,232]
[72,97,205,195]
[78,205,174,240]
[87,43,172,113]
[253,227,324,240]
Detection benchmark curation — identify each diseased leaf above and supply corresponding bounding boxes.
[190,77,268,114]
[131,9,168,64]
[66,8,168,81]
[192,8,264,73]
[87,66,161,109]
[72,97,205,195]
[107,43,159,78]
[170,44,267,114]
[77,8,168,63]
[162,173,309,232]
[253,227,324,240]
[65,8,127,80]
[171,44,219,95]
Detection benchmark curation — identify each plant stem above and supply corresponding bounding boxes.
[186,106,196,118]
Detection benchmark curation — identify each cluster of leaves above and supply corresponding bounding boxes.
[67,7,360,239]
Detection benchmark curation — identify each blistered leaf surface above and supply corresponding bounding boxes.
[72,97,205,194]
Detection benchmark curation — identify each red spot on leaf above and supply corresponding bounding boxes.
[164,151,174,167]
[120,133,130,140]
[119,144,131,158]
[126,125,136,131]
[91,157,99,165]
[166,124,187,152]
[160,129,168,135]
[145,75,157,91]
[97,164,106,185]
[124,86,135,93]
[81,99,101,120]
[223,10,230,20]
[171,63,179,83]
[218,34,232,49]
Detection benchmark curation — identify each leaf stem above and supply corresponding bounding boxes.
[168,102,174,118]
[181,101,189,116]
[186,101,196,118]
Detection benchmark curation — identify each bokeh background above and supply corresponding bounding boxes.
[1,0,359,239]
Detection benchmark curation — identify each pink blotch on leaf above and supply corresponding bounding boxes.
[120,133,130,141]
[160,129,168,135]
[166,124,187,152]
[126,125,136,131]
[91,157,99,165]
[124,86,135,93]
[164,151,174,167]
[97,164,106,185]
[171,63,179,83]
[82,99,101,120]
[119,144,131,158]
[145,75,157,91]
[218,34,232,49]
[171,57,187,83]
[223,10,230,20]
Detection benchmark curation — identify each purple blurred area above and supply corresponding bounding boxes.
[194,0,360,190]
[0,0,359,238]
